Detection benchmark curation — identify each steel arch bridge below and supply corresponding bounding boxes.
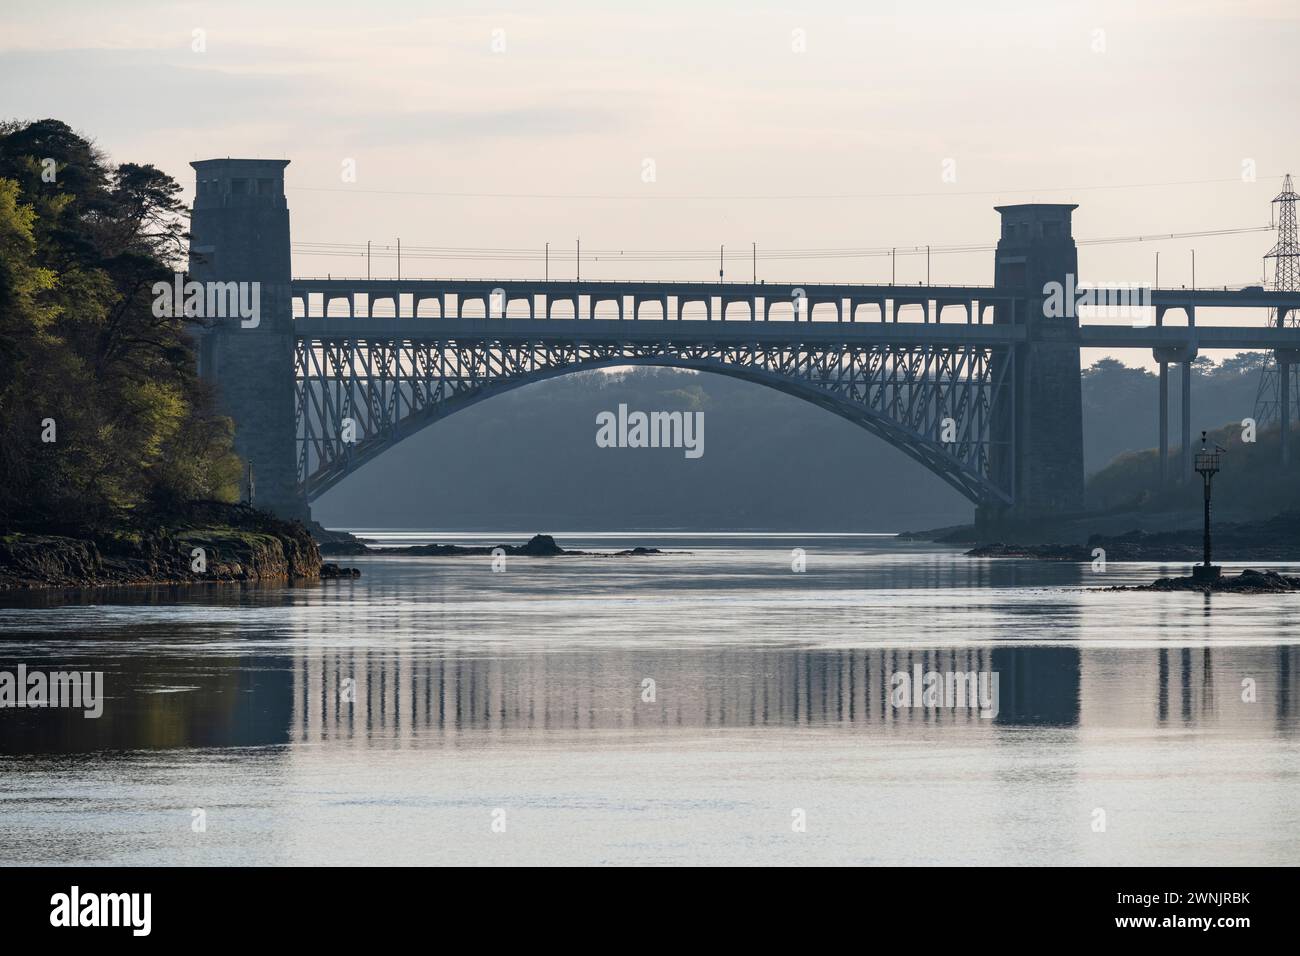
[293,323,1015,504]
[186,158,1300,523]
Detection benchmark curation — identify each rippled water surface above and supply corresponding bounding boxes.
[1,534,1298,866]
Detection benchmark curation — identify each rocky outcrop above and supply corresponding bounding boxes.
[320,563,361,579]
[310,522,372,556]
[361,533,674,558]
[1118,568,1300,594]
[393,533,577,556]
[317,539,372,556]
[0,535,102,586]
[0,503,323,590]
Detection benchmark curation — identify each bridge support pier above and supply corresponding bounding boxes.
[1154,346,1197,484]
[190,158,309,523]
[1275,349,1300,466]
[980,203,1085,534]
[1181,359,1192,481]
[1158,361,1169,484]
[1283,360,1291,467]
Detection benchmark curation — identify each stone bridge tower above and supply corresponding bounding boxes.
[982,203,1085,532]
[189,159,307,522]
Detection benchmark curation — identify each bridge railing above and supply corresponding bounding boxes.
[289,279,1022,327]
[291,276,1003,287]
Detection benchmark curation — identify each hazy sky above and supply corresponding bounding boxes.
[3,0,1298,330]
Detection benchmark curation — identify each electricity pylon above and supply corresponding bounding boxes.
[1253,174,1300,424]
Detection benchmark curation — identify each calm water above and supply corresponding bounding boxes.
[1,534,1298,866]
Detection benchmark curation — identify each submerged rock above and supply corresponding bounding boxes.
[966,542,1091,560]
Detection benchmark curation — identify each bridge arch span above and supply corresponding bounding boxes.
[296,343,1011,506]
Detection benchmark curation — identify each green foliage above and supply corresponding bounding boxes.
[1081,354,1283,474]
[0,119,240,530]
[1087,420,1300,517]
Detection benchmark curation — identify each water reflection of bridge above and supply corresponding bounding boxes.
[286,644,1299,742]
[2,642,1300,754]
[0,643,1294,754]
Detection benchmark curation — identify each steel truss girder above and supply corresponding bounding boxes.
[295,337,1015,505]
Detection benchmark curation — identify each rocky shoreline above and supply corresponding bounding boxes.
[0,503,337,591]
[321,532,675,558]
[0,518,670,591]
[965,512,1300,563]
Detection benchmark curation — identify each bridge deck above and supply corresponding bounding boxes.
[293,278,1010,300]
[291,277,1300,311]
[293,315,1300,351]
[290,279,1300,350]
[293,316,1027,346]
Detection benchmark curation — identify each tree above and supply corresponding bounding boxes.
[1219,351,1270,376]
[0,119,239,530]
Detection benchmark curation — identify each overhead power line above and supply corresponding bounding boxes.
[292,225,1274,265]
[285,174,1280,203]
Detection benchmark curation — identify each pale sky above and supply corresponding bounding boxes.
[3,0,1298,361]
